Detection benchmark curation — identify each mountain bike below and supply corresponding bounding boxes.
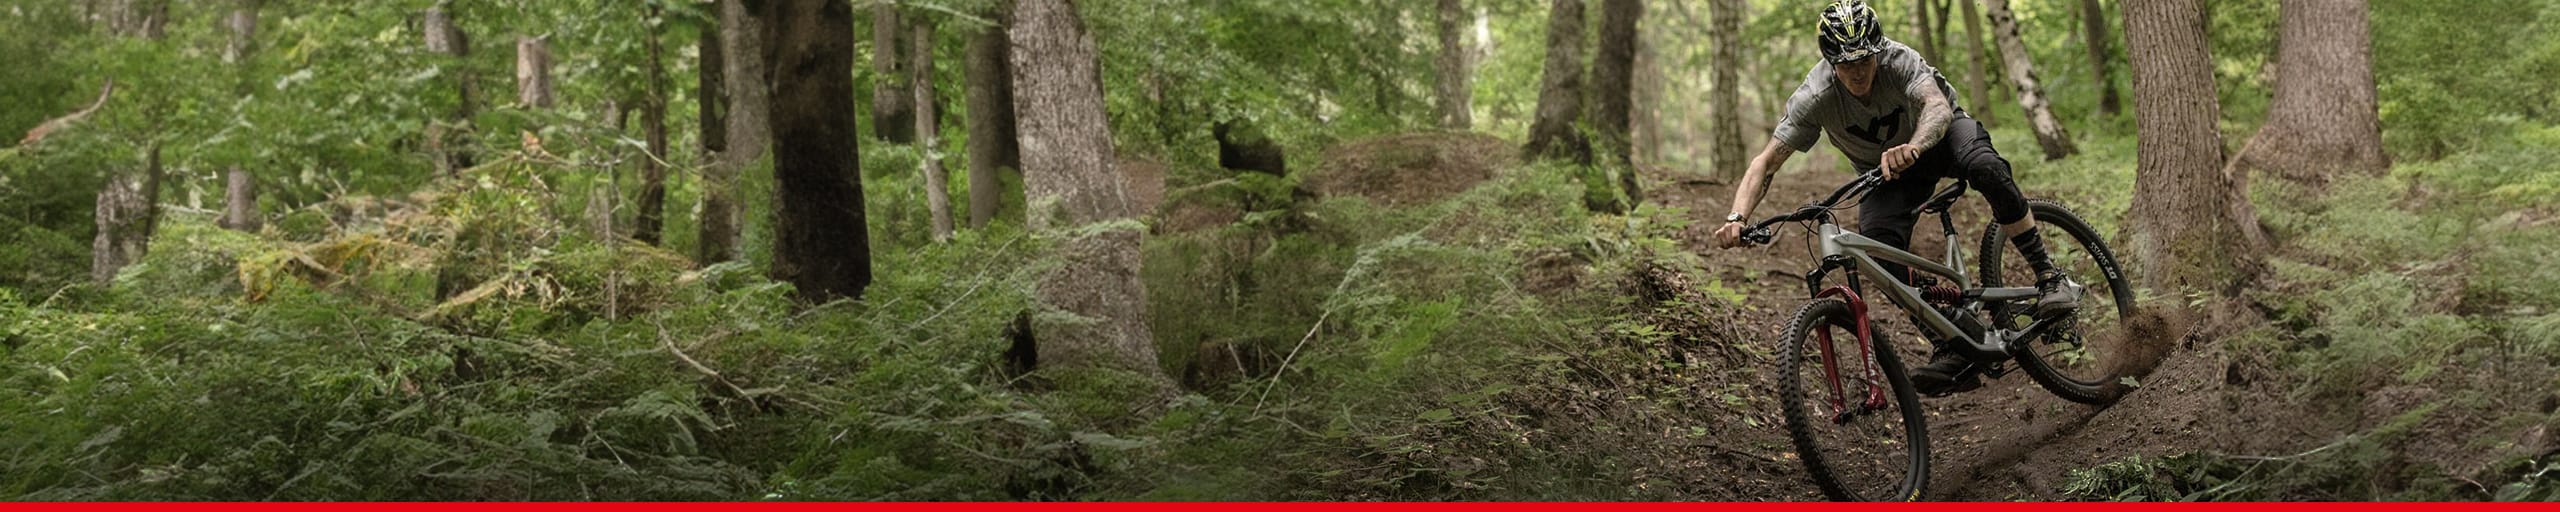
[1738,169,2138,501]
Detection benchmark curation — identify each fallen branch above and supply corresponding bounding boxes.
[18,78,114,147]
[653,318,755,404]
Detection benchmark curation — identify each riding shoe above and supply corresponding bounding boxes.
[2031,268,2083,320]
[1909,347,1982,396]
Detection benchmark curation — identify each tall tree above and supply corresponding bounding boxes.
[220,0,260,233]
[92,0,165,284]
[914,18,953,242]
[1708,0,1745,182]
[2079,0,2121,116]
[2232,0,2388,186]
[1959,0,1995,128]
[1010,0,1163,376]
[870,2,917,144]
[1983,0,2077,160]
[2123,0,2264,295]
[1589,0,1643,204]
[423,3,475,178]
[1911,0,1939,63]
[757,0,872,301]
[515,36,554,108]
[698,0,770,265]
[964,20,1019,228]
[1435,0,1473,130]
[1523,0,1589,163]
[634,6,673,245]
[699,7,726,157]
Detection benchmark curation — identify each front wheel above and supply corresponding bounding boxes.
[1976,200,2140,405]
[1778,298,1930,501]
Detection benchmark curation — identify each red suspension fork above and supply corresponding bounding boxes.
[1814,286,1891,420]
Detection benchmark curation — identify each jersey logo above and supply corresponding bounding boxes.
[1845,106,1906,144]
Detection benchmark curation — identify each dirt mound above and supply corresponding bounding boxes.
[1303,132,1515,206]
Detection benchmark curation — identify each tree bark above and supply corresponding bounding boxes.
[1913,0,1939,63]
[698,0,770,265]
[223,0,257,64]
[1435,0,1474,130]
[965,21,1020,229]
[93,146,160,284]
[756,0,872,302]
[1523,0,1590,164]
[2079,0,2121,116]
[2123,0,2264,296]
[2233,0,2388,187]
[635,6,672,246]
[699,10,728,156]
[424,3,475,177]
[870,2,917,144]
[915,20,953,242]
[220,167,260,232]
[1709,0,1745,182]
[1010,0,1163,377]
[516,36,554,109]
[1959,0,1995,129]
[1590,0,1643,205]
[1983,0,2076,160]
[105,0,166,39]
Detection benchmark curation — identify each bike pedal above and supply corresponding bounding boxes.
[1980,361,2010,379]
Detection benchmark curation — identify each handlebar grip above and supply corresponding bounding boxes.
[1741,226,1777,246]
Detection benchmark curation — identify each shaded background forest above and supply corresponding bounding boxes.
[2,0,2558,501]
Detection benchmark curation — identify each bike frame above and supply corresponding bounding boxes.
[1764,173,2084,420]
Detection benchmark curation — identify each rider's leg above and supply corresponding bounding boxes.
[1857,152,1982,394]
[1944,116,2079,318]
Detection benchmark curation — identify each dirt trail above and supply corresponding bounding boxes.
[1646,165,2238,501]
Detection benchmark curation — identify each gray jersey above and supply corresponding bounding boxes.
[1771,39,1964,171]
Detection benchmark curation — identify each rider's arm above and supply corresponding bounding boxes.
[1728,137,1800,220]
[1906,80,1956,151]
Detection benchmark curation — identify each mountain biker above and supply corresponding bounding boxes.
[1712,0,2078,395]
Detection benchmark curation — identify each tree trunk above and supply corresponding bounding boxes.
[2123,0,2263,296]
[93,146,160,284]
[635,6,673,246]
[2233,0,2387,187]
[1435,0,1474,130]
[699,10,728,156]
[1590,0,1643,205]
[105,0,166,39]
[1010,0,1163,377]
[219,167,260,232]
[223,0,256,64]
[965,21,1020,229]
[870,2,917,144]
[516,36,554,109]
[424,3,474,178]
[1913,0,1939,63]
[1983,0,2076,160]
[220,0,261,232]
[1959,0,1995,129]
[1523,0,1590,164]
[756,0,872,302]
[1709,0,1745,182]
[915,20,953,242]
[698,0,769,265]
[2076,0,2122,117]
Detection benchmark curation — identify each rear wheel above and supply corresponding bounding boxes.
[1778,298,1930,501]
[1976,200,2139,405]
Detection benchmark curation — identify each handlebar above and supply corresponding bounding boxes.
[1737,169,1889,246]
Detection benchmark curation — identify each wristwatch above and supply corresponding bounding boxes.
[1725,212,1745,223]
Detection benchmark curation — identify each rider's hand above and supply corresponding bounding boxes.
[1879,144,1923,181]
[1714,221,1747,248]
